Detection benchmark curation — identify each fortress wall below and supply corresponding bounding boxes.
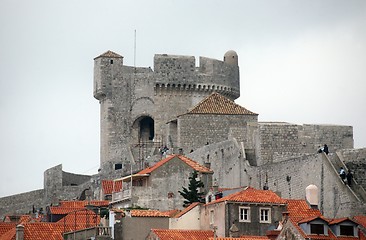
[44,164,63,201]
[178,114,256,154]
[154,54,196,78]
[298,124,354,153]
[338,148,366,189]
[0,189,45,219]
[61,171,91,187]
[256,154,361,218]
[258,123,301,165]
[187,139,248,188]
[199,57,240,95]
[154,87,210,139]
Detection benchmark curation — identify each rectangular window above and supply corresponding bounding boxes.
[259,208,271,223]
[239,206,251,222]
[340,225,354,236]
[310,224,324,234]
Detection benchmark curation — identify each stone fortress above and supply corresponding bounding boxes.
[1,50,366,220]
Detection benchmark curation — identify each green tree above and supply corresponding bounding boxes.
[178,171,205,206]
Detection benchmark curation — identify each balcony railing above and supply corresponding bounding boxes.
[112,189,131,202]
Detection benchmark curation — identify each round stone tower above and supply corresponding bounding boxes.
[93,50,241,178]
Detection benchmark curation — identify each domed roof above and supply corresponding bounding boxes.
[306,184,318,190]
[223,50,238,65]
[224,50,238,57]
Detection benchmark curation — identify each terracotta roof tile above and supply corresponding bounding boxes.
[183,92,257,116]
[115,209,174,218]
[102,180,122,194]
[138,154,213,175]
[94,50,123,59]
[23,223,64,240]
[328,217,354,225]
[354,215,366,228]
[0,223,16,236]
[0,227,15,240]
[150,229,214,240]
[58,200,109,208]
[0,223,16,240]
[285,199,322,220]
[56,210,100,229]
[206,187,286,205]
[211,237,269,240]
[174,202,201,218]
[161,209,181,217]
[297,215,328,224]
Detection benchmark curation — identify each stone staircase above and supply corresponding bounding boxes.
[325,152,366,202]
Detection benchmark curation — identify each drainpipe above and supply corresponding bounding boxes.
[16,224,24,240]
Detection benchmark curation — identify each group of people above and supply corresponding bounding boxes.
[317,144,329,155]
[339,167,353,186]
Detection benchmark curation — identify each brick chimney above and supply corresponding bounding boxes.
[16,224,24,240]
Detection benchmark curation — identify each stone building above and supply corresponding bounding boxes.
[1,49,366,221]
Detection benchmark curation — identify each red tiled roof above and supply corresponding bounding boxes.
[102,180,122,194]
[138,154,213,175]
[161,209,181,217]
[56,209,100,229]
[58,200,109,208]
[183,92,257,116]
[297,215,328,224]
[328,217,354,225]
[0,223,16,240]
[206,187,286,205]
[94,50,123,59]
[50,200,109,215]
[23,223,64,240]
[174,202,201,218]
[354,215,366,228]
[211,237,269,240]
[150,229,214,240]
[285,199,322,221]
[0,227,15,240]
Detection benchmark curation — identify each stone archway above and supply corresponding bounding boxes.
[139,116,154,142]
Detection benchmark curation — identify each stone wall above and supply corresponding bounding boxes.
[298,124,354,153]
[257,123,354,166]
[258,123,300,165]
[62,171,92,187]
[255,153,364,218]
[130,156,212,210]
[93,51,241,174]
[0,189,44,219]
[187,139,250,189]
[178,114,257,154]
[338,148,366,189]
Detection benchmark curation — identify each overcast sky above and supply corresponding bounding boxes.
[0,0,365,198]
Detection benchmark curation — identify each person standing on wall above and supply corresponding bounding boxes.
[346,170,353,187]
[339,167,346,183]
[323,144,329,155]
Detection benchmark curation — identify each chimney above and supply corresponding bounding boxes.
[305,184,319,209]
[16,224,24,240]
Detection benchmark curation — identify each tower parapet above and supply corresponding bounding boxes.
[93,50,241,176]
[153,51,240,100]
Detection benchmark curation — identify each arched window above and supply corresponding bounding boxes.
[139,117,154,141]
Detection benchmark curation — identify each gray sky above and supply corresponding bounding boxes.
[1,0,365,197]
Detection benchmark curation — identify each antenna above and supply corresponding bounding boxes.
[134,29,136,69]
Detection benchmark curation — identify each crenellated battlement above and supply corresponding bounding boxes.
[93,50,241,174]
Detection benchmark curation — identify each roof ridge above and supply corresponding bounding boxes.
[181,92,257,116]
